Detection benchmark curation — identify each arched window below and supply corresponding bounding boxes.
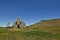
[20,22,21,24]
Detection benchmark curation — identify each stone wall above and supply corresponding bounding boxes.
[13,17,26,28]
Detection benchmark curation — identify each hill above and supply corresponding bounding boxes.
[29,18,60,28]
[0,18,60,40]
[28,18,60,37]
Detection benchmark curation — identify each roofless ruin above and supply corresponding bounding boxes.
[13,17,26,28]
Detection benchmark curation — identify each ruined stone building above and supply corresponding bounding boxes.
[13,17,26,28]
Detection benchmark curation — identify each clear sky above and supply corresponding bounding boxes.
[0,0,60,26]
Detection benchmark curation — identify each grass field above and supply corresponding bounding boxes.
[0,26,60,40]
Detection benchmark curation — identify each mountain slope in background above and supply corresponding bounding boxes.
[29,18,60,28]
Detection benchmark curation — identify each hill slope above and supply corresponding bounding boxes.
[30,18,60,28]
[0,18,60,40]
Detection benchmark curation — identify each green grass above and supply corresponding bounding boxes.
[0,27,60,40]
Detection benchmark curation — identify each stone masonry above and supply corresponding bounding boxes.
[13,17,26,28]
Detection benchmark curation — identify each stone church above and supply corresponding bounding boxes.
[13,17,26,28]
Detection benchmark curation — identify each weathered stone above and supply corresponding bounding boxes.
[13,17,26,28]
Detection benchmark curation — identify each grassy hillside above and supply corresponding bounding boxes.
[0,27,60,40]
[29,18,60,28]
[0,18,60,40]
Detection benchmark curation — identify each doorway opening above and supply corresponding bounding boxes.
[17,24,20,28]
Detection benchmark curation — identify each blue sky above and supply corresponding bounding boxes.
[0,0,60,26]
